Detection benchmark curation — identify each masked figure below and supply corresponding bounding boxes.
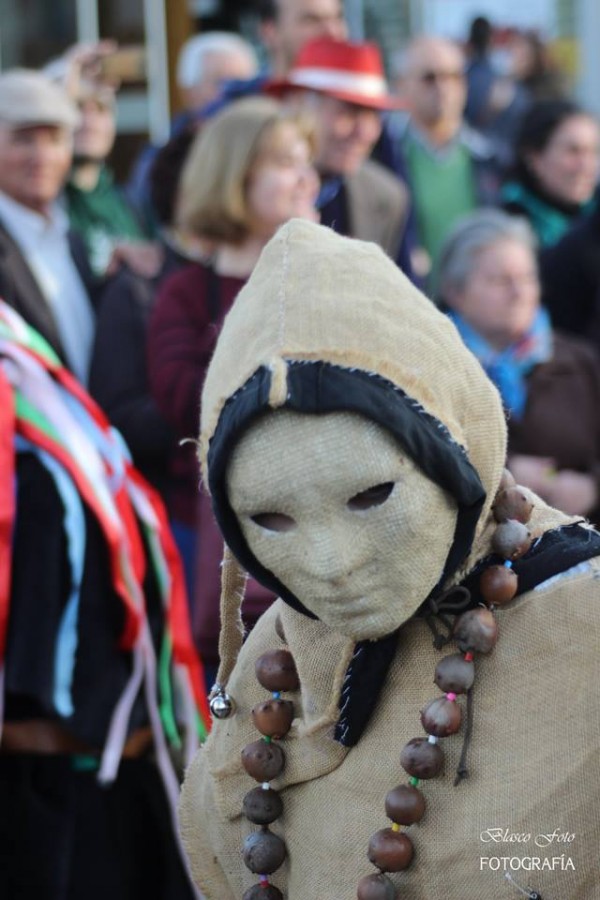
[180,219,600,899]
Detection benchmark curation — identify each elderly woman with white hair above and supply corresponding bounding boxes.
[438,208,600,522]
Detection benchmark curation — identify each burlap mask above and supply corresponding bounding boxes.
[226,410,457,640]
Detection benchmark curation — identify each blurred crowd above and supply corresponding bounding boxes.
[1,0,600,897]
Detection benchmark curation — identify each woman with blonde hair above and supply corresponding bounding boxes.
[148,96,319,681]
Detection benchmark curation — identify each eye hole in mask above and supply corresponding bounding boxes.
[347,481,395,511]
[251,512,297,532]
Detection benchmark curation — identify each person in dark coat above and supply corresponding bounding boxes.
[88,128,196,497]
[539,193,600,345]
[0,302,208,900]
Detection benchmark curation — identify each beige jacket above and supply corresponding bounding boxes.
[343,159,409,261]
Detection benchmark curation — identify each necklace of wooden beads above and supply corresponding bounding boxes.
[237,471,537,900]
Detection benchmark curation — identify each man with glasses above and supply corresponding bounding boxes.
[390,35,502,291]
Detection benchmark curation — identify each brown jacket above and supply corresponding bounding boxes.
[0,221,98,365]
[509,330,600,521]
[344,160,409,260]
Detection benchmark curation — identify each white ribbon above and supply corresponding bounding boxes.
[288,66,388,100]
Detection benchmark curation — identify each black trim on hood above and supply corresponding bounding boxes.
[207,360,487,619]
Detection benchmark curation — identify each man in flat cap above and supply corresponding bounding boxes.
[0,69,97,384]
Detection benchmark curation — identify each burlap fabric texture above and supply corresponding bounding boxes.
[181,220,600,898]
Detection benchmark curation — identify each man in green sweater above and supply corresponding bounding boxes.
[390,35,502,293]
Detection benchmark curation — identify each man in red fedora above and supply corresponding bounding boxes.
[267,37,410,266]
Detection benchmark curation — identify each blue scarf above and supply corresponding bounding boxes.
[447,308,553,419]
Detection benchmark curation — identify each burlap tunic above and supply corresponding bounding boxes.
[181,548,600,898]
[179,220,600,899]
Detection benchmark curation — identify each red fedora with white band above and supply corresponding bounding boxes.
[266,37,402,111]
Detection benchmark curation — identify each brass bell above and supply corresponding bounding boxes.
[209,686,236,719]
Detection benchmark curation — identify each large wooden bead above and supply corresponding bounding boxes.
[243,787,283,825]
[453,607,499,654]
[243,886,284,900]
[357,872,397,899]
[480,564,518,607]
[256,649,299,692]
[252,699,294,739]
[420,697,462,737]
[242,740,285,781]
[492,519,532,560]
[368,829,414,872]
[385,784,426,825]
[434,653,474,694]
[242,829,286,874]
[493,487,533,524]
[400,737,444,778]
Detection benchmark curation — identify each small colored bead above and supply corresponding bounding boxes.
[480,564,518,608]
[493,487,534,525]
[453,608,499,655]
[242,830,286,874]
[252,699,294,739]
[504,560,513,569]
[243,787,283,825]
[272,691,281,699]
[446,692,457,702]
[241,740,285,782]
[400,738,444,779]
[243,885,283,900]
[259,875,269,886]
[255,649,300,693]
[356,872,397,900]
[391,823,400,832]
[420,696,462,737]
[385,784,426,825]
[427,735,438,744]
[409,776,420,786]
[492,519,532,560]
[434,653,475,693]
[261,782,270,790]
[368,829,414,872]
[464,651,474,662]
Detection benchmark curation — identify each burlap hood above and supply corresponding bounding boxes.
[200,219,516,616]
[181,220,600,900]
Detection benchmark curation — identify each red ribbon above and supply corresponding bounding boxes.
[0,370,15,662]
[127,465,210,722]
